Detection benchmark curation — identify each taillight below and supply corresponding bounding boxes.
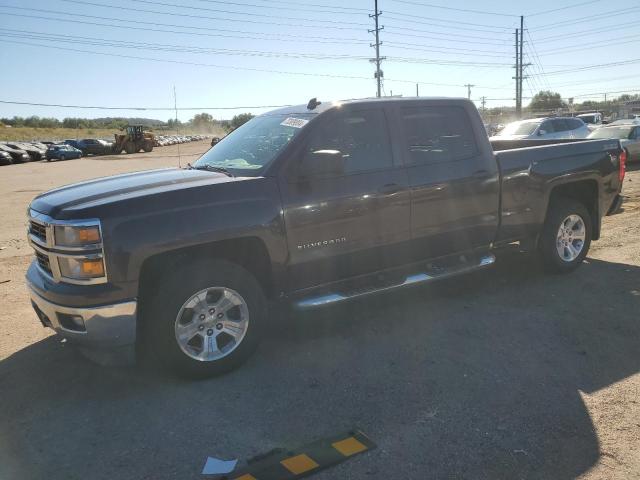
[619,149,627,182]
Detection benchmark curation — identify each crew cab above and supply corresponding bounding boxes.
[26,98,626,377]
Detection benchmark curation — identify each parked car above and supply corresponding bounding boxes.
[588,124,640,162]
[490,117,590,140]
[576,112,602,127]
[5,142,45,161]
[63,138,111,156]
[0,143,31,163]
[0,149,13,166]
[45,144,83,161]
[26,97,625,378]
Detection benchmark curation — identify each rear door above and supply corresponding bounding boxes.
[278,106,411,291]
[395,103,500,260]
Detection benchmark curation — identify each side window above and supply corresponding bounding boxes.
[571,119,584,130]
[540,121,554,133]
[552,119,568,132]
[633,127,640,139]
[303,109,393,174]
[400,106,478,165]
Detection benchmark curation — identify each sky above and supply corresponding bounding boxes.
[0,0,638,121]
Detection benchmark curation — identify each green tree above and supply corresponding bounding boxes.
[229,113,254,131]
[528,91,565,111]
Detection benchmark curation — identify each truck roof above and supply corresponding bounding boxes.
[265,97,472,116]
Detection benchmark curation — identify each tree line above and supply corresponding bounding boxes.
[1,113,254,132]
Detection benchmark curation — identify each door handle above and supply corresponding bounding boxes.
[378,183,403,195]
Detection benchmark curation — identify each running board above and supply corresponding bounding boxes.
[293,253,496,310]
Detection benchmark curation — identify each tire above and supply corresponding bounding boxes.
[539,197,592,273]
[59,154,66,161]
[124,142,137,154]
[143,259,267,378]
[143,141,153,152]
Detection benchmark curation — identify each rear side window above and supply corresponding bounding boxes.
[552,119,570,132]
[303,109,393,174]
[400,106,478,165]
[570,119,584,129]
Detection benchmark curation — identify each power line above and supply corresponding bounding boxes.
[526,0,602,17]
[386,0,518,18]
[0,100,293,111]
[0,30,514,67]
[0,10,368,45]
[535,58,640,76]
[532,7,636,31]
[57,0,368,29]
[0,38,506,89]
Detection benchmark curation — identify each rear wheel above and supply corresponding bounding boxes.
[143,141,153,152]
[539,198,592,273]
[143,259,267,378]
[59,154,66,161]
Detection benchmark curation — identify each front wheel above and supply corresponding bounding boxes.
[143,259,267,378]
[539,198,592,273]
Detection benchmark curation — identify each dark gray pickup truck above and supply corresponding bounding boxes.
[26,98,626,377]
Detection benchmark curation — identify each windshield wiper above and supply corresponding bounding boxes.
[188,163,235,177]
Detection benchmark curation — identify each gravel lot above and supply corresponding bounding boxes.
[1,142,638,480]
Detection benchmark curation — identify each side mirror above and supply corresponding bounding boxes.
[538,129,547,136]
[300,149,345,177]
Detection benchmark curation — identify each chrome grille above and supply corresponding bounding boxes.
[35,250,52,276]
[29,220,47,244]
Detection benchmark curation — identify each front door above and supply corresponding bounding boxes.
[278,107,412,291]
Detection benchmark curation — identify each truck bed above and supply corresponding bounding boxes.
[491,138,623,244]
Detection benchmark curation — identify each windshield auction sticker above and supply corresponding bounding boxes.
[281,117,309,128]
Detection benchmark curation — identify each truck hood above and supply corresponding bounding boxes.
[30,168,240,219]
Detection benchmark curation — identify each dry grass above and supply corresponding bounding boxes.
[0,126,226,142]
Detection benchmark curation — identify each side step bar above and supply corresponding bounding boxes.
[293,253,496,310]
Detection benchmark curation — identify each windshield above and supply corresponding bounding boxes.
[588,127,632,139]
[194,113,315,175]
[578,115,597,124]
[498,120,540,136]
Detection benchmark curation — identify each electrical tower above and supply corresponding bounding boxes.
[369,0,385,98]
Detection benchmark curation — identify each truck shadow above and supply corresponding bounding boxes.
[1,250,639,479]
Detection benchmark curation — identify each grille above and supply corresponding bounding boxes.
[29,220,47,243]
[35,250,52,276]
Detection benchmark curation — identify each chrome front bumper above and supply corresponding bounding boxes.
[28,286,137,349]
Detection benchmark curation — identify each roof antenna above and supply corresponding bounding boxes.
[307,97,321,110]
[174,84,181,168]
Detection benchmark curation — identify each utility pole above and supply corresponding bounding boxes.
[465,84,475,100]
[416,83,419,97]
[514,29,520,118]
[481,96,487,113]
[369,0,384,98]
[519,16,524,117]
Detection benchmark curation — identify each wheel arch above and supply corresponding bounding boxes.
[545,179,600,240]
[138,236,275,314]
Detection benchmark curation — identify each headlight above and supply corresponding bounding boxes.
[58,257,105,279]
[54,225,101,246]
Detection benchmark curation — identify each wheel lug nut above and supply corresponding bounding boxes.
[216,323,223,330]
[209,308,215,315]
[206,328,214,336]
[216,312,224,319]
[199,314,205,320]
[198,325,204,331]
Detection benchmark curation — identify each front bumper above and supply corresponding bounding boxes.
[28,285,137,350]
